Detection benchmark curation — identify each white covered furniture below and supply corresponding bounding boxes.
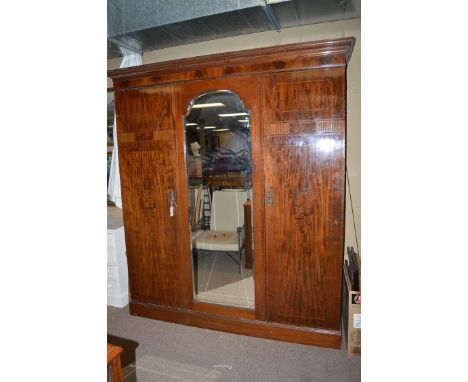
[107,216,128,307]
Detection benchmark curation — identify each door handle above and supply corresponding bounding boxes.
[169,189,176,216]
[169,189,175,205]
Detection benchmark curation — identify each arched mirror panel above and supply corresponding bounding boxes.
[184,90,254,309]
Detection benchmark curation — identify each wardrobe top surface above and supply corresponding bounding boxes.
[107,37,355,82]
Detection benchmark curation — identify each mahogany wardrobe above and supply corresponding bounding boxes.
[108,37,355,348]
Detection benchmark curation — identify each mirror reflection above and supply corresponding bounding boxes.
[185,90,254,309]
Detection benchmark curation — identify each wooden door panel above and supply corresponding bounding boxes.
[174,76,266,319]
[263,68,345,124]
[263,69,346,330]
[115,87,186,308]
[117,87,174,133]
[265,134,344,328]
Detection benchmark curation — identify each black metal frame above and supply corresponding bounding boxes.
[193,225,245,274]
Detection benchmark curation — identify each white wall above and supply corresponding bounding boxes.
[108,18,361,256]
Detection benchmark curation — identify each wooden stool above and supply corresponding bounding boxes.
[107,343,123,382]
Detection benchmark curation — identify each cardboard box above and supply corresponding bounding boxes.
[342,266,361,355]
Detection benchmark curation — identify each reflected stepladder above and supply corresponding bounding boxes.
[184,90,254,309]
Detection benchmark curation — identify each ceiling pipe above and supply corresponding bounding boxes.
[262,1,282,32]
[108,36,142,56]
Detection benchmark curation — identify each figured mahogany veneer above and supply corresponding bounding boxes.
[108,37,355,348]
[263,68,346,330]
[116,86,187,308]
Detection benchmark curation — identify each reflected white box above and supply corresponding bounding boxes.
[107,217,128,308]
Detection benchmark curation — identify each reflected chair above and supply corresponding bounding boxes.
[192,189,249,273]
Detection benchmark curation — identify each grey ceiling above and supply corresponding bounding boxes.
[107,0,360,59]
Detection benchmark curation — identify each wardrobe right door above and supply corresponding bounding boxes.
[263,68,346,330]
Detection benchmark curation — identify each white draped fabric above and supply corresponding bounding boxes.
[107,53,142,208]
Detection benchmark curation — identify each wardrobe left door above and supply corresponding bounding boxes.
[115,85,187,308]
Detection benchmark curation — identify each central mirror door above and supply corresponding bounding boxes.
[184,90,254,309]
